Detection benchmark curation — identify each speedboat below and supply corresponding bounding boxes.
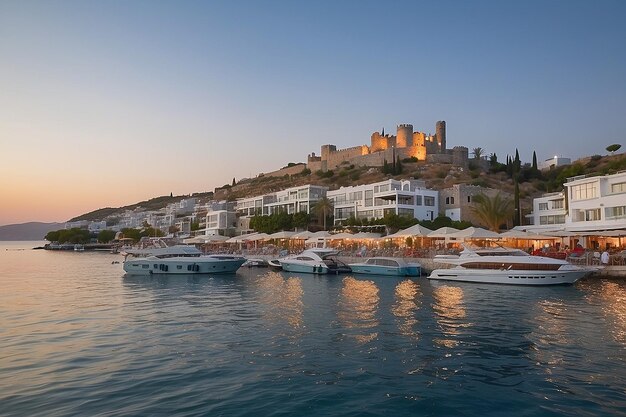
[279,248,351,275]
[428,245,592,285]
[349,257,421,277]
[123,245,246,275]
[242,258,269,268]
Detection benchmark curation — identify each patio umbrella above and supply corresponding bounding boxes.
[268,231,296,239]
[427,227,460,238]
[328,232,356,240]
[386,224,433,238]
[451,227,501,239]
[290,231,313,240]
[499,230,557,240]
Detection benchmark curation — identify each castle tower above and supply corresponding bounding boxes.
[396,124,413,148]
[436,121,446,152]
[371,131,387,152]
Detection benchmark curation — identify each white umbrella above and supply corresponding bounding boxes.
[226,233,259,243]
[243,233,270,241]
[310,231,331,238]
[328,232,356,240]
[268,231,296,239]
[499,230,557,240]
[451,227,501,239]
[427,227,460,238]
[290,231,313,240]
[386,224,433,238]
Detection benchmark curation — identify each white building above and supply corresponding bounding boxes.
[236,184,328,234]
[202,210,237,236]
[525,171,626,233]
[539,156,571,171]
[327,179,438,225]
[525,192,567,231]
[564,171,626,231]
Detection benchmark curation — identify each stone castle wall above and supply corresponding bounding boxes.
[305,121,468,172]
[322,145,369,170]
[262,163,307,178]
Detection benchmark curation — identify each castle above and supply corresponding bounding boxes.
[306,121,468,172]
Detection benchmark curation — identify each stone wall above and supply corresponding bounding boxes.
[262,163,307,178]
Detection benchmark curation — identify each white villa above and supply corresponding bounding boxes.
[526,171,626,233]
[327,179,438,225]
[235,184,328,234]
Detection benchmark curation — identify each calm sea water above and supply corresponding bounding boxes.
[1,241,625,417]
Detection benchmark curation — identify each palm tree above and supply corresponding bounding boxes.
[313,197,334,230]
[470,192,514,232]
[472,147,485,160]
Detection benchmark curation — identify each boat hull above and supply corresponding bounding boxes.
[349,264,421,277]
[123,256,246,275]
[427,267,589,285]
[280,261,328,274]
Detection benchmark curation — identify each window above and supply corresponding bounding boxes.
[445,197,450,204]
[538,203,548,210]
[551,199,564,209]
[571,182,597,200]
[467,196,471,203]
[606,206,626,219]
[539,215,566,225]
[424,196,435,206]
[365,190,374,207]
[611,182,626,194]
[585,208,601,221]
[415,195,422,206]
[450,197,455,204]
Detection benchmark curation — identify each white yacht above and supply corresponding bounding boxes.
[279,249,351,275]
[428,246,592,285]
[349,257,421,277]
[123,245,246,275]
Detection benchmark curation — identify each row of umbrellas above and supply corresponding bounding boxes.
[182,225,614,245]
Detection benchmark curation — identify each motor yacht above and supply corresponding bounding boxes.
[428,245,592,285]
[279,249,351,275]
[349,257,421,277]
[123,245,246,275]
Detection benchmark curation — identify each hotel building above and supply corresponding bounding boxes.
[327,179,438,225]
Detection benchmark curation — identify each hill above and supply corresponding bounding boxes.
[0,222,65,241]
[66,152,626,223]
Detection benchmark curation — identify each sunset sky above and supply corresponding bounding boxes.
[1,0,625,225]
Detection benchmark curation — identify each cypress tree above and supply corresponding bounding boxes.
[514,179,520,226]
[532,151,538,171]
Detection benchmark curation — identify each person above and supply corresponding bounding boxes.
[601,250,609,265]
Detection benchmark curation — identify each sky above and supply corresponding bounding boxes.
[1,0,625,225]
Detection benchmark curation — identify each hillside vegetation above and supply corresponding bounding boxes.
[72,153,625,222]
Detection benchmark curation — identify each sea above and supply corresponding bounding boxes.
[1,241,625,417]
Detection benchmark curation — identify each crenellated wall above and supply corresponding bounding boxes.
[306,120,465,172]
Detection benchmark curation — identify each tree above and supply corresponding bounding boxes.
[232,177,236,186]
[606,144,622,154]
[313,197,334,230]
[45,230,61,242]
[97,230,116,243]
[532,151,538,171]
[513,180,521,227]
[472,147,485,159]
[292,212,310,230]
[470,192,514,231]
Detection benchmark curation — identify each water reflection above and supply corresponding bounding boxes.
[588,281,626,346]
[337,277,379,343]
[391,280,422,340]
[431,285,470,348]
[528,298,570,380]
[256,271,304,330]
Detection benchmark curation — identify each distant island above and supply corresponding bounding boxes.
[0,222,65,241]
